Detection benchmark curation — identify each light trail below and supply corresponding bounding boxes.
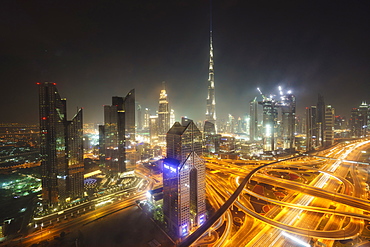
[245,140,370,246]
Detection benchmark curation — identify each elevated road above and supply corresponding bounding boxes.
[179,155,302,247]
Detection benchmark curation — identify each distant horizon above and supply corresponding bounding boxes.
[0,91,366,126]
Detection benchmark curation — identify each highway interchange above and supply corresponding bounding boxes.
[189,139,370,247]
[2,139,370,247]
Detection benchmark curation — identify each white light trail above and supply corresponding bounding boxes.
[282,232,310,247]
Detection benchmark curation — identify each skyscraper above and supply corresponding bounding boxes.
[137,104,143,131]
[170,109,176,127]
[203,121,220,153]
[249,97,258,141]
[124,89,135,142]
[305,106,317,151]
[38,82,84,209]
[143,108,150,130]
[317,94,325,147]
[149,115,159,145]
[205,29,216,126]
[163,121,206,240]
[227,114,235,134]
[158,85,170,142]
[306,97,336,150]
[324,105,335,147]
[99,97,126,174]
[280,92,296,151]
[66,109,84,200]
[259,96,278,152]
[350,102,369,138]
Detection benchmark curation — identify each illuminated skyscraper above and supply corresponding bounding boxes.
[317,94,325,147]
[306,106,317,151]
[203,121,220,153]
[66,109,84,200]
[143,108,150,130]
[99,90,135,172]
[259,96,278,152]
[205,29,216,126]
[149,115,159,145]
[306,98,336,150]
[163,121,206,240]
[256,87,296,153]
[170,109,176,127]
[38,82,84,209]
[137,104,143,130]
[280,92,296,151]
[99,96,126,174]
[249,97,258,141]
[350,102,369,137]
[158,85,170,142]
[124,89,136,142]
[227,114,235,134]
[324,105,335,147]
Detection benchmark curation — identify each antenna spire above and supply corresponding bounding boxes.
[210,0,213,46]
[205,0,216,126]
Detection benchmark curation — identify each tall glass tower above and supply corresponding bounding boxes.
[124,89,135,142]
[158,84,170,142]
[249,97,258,141]
[205,29,216,126]
[280,93,296,151]
[163,121,206,240]
[99,95,128,174]
[38,82,84,209]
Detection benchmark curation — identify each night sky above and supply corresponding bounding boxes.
[1,0,369,124]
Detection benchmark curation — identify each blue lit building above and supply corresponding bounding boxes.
[163,121,206,240]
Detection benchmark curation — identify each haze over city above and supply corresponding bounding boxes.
[1,0,369,124]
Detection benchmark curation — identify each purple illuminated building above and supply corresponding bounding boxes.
[163,121,206,240]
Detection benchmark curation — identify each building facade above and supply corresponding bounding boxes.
[149,115,159,145]
[163,121,206,240]
[306,96,336,151]
[316,94,325,147]
[249,97,258,141]
[259,96,278,152]
[350,102,369,138]
[324,105,335,147]
[158,88,170,142]
[124,89,136,142]
[99,97,126,174]
[305,106,317,151]
[279,93,296,151]
[38,82,84,209]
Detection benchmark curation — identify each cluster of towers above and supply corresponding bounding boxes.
[135,83,175,146]
[350,102,370,138]
[38,82,84,209]
[305,94,335,150]
[249,87,296,153]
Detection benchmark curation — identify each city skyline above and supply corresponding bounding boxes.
[1,1,370,124]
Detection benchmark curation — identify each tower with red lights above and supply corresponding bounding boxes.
[38,82,84,209]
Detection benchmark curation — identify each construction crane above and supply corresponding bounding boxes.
[257,87,267,100]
